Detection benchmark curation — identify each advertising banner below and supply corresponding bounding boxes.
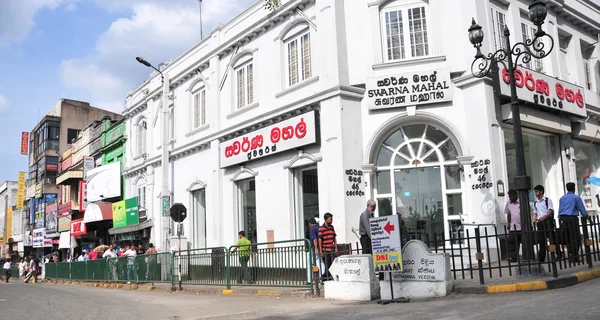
[6,208,12,238]
[33,228,45,248]
[79,180,88,212]
[112,200,126,228]
[125,197,140,227]
[86,162,121,202]
[21,132,29,155]
[35,183,42,199]
[370,215,403,272]
[58,216,71,232]
[45,201,58,233]
[34,199,45,228]
[16,171,26,209]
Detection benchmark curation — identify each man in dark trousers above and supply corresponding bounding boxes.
[558,182,589,263]
[359,200,376,254]
[532,185,555,263]
[504,189,521,262]
[318,213,338,280]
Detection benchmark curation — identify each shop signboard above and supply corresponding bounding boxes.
[370,215,403,272]
[58,216,71,232]
[29,198,35,225]
[497,67,586,118]
[219,111,318,168]
[112,200,127,228]
[83,157,95,178]
[58,202,71,216]
[35,183,42,199]
[46,163,59,171]
[125,197,140,227]
[79,180,87,212]
[86,162,121,202]
[366,68,453,110]
[16,171,26,209]
[26,184,36,199]
[21,132,29,155]
[32,228,45,248]
[45,201,58,233]
[6,208,12,238]
[34,198,45,228]
[70,218,87,236]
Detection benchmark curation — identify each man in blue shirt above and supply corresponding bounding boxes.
[558,182,589,263]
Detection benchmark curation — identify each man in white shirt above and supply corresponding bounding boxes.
[3,261,11,283]
[532,185,555,263]
[103,246,118,282]
[123,246,138,283]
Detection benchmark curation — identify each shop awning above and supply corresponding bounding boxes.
[108,220,154,235]
[58,232,78,249]
[57,170,83,185]
[83,202,113,224]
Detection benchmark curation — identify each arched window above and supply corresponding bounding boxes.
[188,76,208,129]
[380,0,431,61]
[373,124,462,244]
[232,52,255,109]
[282,22,312,87]
[136,117,147,156]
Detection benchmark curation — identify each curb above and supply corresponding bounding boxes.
[454,269,600,294]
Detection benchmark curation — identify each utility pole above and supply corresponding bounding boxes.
[135,57,171,253]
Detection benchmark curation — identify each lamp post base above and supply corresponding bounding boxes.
[514,262,548,278]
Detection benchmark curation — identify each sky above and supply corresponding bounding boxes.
[0,0,258,183]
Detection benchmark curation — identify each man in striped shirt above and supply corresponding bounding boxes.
[318,213,338,280]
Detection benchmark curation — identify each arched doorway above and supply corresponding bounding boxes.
[372,124,464,245]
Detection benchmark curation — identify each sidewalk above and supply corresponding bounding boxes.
[453,260,600,294]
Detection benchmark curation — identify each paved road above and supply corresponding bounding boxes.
[1,279,600,320]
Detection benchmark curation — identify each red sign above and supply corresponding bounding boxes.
[62,157,72,171]
[70,218,86,236]
[384,221,395,234]
[79,180,87,212]
[58,202,71,216]
[46,163,59,171]
[219,111,317,168]
[21,132,29,155]
[498,67,586,118]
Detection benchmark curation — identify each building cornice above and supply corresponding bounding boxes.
[548,0,600,36]
[122,0,316,118]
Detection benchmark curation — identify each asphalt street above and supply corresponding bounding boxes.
[1,278,600,320]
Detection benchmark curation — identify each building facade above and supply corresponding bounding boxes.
[27,99,122,257]
[0,181,18,260]
[122,0,600,252]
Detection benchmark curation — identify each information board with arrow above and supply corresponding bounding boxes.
[370,215,403,272]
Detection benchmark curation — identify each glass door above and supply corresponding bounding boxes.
[394,167,444,244]
[293,168,319,240]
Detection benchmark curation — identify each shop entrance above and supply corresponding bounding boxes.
[373,124,464,244]
[293,167,319,240]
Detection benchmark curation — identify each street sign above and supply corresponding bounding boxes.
[370,215,403,272]
[162,196,170,217]
[170,203,187,223]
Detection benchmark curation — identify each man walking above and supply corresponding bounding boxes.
[231,231,253,284]
[3,260,11,283]
[145,243,157,281]
[23,257,38,283]
[532,185,555,263]
[558,182,589,263]
[359,200,376,254]
[318,213,338,280]
[504,190,521,262]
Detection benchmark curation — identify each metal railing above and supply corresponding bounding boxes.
[321,216,600,286]
[44,239,313,291]
[45,253,173,283]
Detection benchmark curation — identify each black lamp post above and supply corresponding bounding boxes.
[468,1,554,263]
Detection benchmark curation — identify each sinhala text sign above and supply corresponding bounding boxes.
[370,215,403,272]
[366,68,453,110]
[219,111,317,168]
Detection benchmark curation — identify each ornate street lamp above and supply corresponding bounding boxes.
[467,1,554,266]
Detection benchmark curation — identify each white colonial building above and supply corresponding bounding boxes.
[122,0,600,252]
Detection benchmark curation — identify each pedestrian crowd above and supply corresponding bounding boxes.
[504,182,591,263]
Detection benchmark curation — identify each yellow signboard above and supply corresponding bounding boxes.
[16,171,26,209]
[6,208,12,239]
[373,251,403,272]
